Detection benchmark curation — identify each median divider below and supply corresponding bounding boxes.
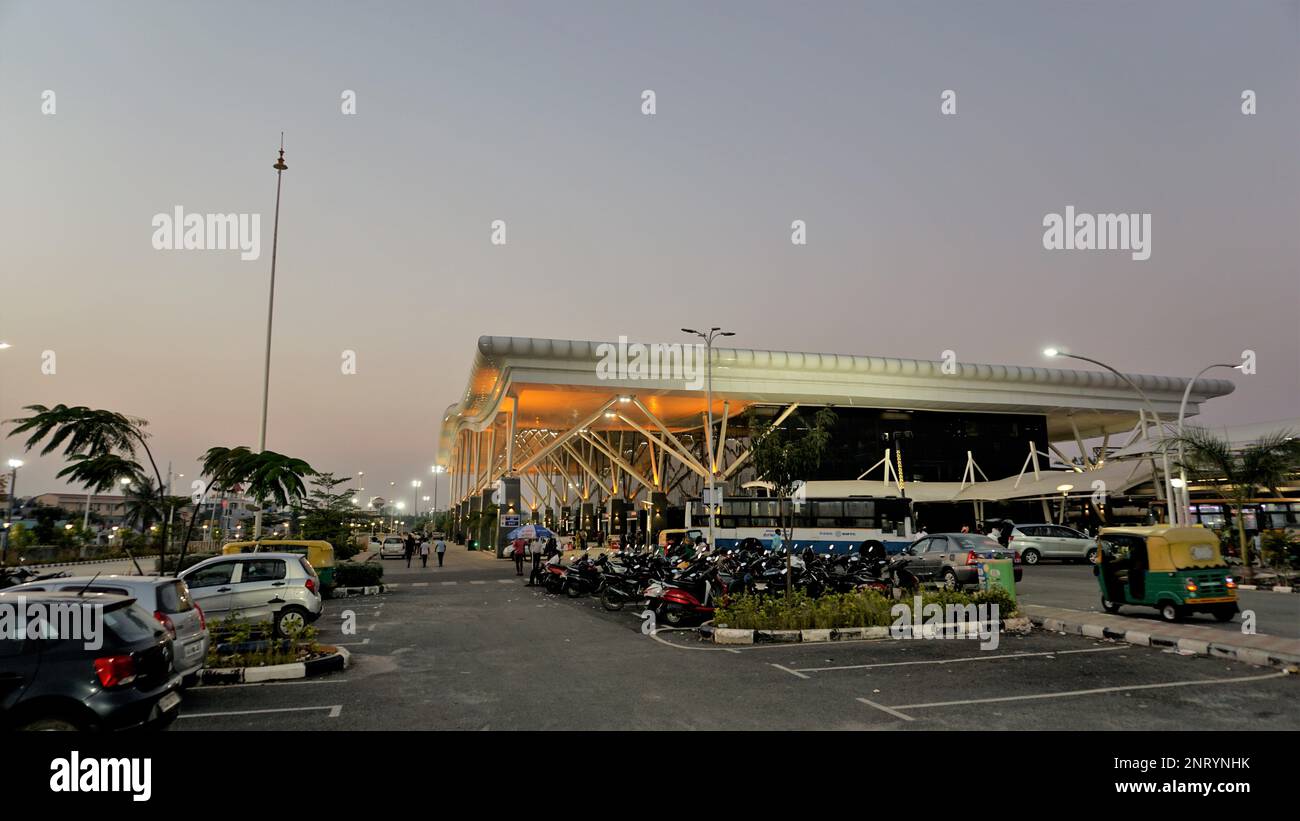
[711,617,1032,645]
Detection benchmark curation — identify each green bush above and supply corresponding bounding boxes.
[1260,530,1300,571]
[714,587,1017,631]
[334,562,384,587]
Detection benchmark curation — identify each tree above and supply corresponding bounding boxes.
[7,405,174,567]
[1171,427,1300,581]
[746,406,836,593]
[175,446,318,567]
[298,472,359,559]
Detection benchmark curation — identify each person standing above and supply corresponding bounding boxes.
[404,532,416,568]
[419,537,430,568]
[435,534,447,567]
[512,537,526,576]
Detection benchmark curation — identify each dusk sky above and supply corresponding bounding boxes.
[1,0,1296,498]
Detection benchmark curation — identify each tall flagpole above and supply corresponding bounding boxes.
[254,136,287,539]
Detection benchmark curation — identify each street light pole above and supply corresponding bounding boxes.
[1045,348,1177,525]
[2,459,23,567]
[1174,363,1240,525]
[253,137,288,540]
[683,327,735,548]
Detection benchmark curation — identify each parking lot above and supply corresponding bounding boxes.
[174,550,1300,731]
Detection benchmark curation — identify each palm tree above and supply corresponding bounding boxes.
[1171,427,1300,581]
[174,446,318,567]
[7,405,175,566]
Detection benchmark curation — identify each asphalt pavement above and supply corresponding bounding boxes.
[174,547,1300,731]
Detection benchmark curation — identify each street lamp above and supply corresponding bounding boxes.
[1044,347,1177,525]
[253,136,288,540]
[2,458,23,565]
[431,464,446,514]
[682,327,735,548]
[1056,484,1074,525]
[1173,363,1240,524]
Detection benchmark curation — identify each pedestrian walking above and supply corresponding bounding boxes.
[419,538,430,568]
[404,532,416,568]
[512,537,526,576]
[435,534,447,566]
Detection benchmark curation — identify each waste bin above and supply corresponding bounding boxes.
[975,558,1016,603]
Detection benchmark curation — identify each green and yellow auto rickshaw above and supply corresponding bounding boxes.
[1093,525,1238,622]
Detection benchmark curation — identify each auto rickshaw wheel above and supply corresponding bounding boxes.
[1101,597,1121,614]
[1212,606,1238,622]
[1159,602,1184,622]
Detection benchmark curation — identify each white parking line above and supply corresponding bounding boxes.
[441,581,458,586]
[855,670,1290,721]
[179,705,343,720]
[793,646,1124,674]
[770,663,810,680]
[333,638,370,646]
[497,579,515,584]
[413,582,429,587]
[856,698,916,722]
[470,580,487,585]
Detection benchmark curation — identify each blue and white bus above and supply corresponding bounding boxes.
[685,494,915,555]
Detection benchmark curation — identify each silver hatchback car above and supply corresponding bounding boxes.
[180,553,323,636]
[6,575,210,683]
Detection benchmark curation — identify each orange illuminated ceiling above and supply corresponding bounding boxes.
[513,384,749,432]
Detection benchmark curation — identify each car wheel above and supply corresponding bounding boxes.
[1159,602,1183,622]
[1101,597,1121,614]
[1021,549,1041,566]
[275,605,310,637]
[18,716,83,731]
[942,569,961,591]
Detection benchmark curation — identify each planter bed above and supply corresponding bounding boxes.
[197,645,350,685]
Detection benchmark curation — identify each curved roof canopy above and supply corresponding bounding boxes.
[437,336,1235,465]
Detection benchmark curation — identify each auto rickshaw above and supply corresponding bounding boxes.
[1093,525,1238,622]
[222,539,337,587]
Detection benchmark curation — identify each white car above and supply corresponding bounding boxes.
[1012,524,1096,564]
[380,536,406,559]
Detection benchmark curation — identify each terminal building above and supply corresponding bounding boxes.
[436,336,1257,553]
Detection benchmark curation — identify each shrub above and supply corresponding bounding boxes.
[334,562,383,588]
[1260,530,1300,572]
[714,587,1017,631]
[205,618,322,669]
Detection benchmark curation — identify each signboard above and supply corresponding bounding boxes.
[501,515,521,528]
[700,487,724,505]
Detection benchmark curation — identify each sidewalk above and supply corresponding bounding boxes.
[1025,604,1300,668]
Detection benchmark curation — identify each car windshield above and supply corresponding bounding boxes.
[954,535,1001,550]
[157,580,194,614]
[104,603,161,643]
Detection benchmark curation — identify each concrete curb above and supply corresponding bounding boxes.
[1027,613,1300,669]
[1237,584,1297,593]
[713,617,1031,645]
[329,584,387,597]
[197,646,350,685]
